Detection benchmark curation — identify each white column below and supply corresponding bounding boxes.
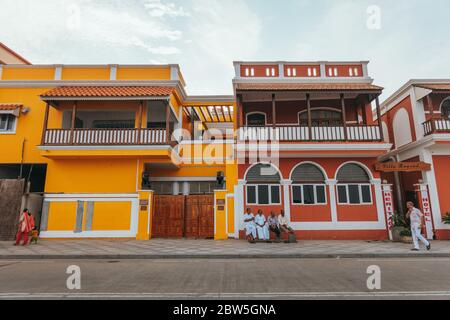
[419,149,445,229]
[182,182,190,196]
[172,182,180,196]
[0,65,3,80]
[234,180,245,239]
[372,179,387,227]
[326,179,338,222]
[362,62,369,78]
[278,63,284,78]
[319,62,326,78]
[281,179,292,222]
[109,65,117,80]
[54,65,62,80]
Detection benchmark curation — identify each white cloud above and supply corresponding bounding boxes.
[144,0,190,18]
[180,0,262,94]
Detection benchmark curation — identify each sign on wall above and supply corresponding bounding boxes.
[375,162,431,173]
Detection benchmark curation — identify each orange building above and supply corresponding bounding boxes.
[380,80,450,240]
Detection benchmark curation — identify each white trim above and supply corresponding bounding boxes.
[336,184,373,205]
[289,221,386,231]
[281,180,291,222]
[40,231,136,239]
[0,65,3,80]
[38,145,174,151]
[54,65,62,80]
[237,143,392,153]
[149,177,219,182]
[41,195,139,239]
[245,184,282,206]
[109,65,117,81]
[234,183,245,239]
[0,113,18,134]
[326,179,338,222]
[291,184,328,206]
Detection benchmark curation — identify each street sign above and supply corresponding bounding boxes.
[375,162,431,173]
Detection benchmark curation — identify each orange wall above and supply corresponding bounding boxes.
[382,95,416,148]
[326,64,363,77]
[284,65,321,77]
[432,156,450,219]
[240,64,279,77]
[290,187,332,222]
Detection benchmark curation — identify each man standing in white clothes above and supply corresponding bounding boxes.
[406,202,431,252]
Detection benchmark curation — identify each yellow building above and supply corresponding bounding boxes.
[0,45,236,240]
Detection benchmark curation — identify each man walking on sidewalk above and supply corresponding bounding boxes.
[406,202,431,252]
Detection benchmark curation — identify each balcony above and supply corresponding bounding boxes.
[238,125,382,142]
[43,128,170,146]
[423,119,450,136]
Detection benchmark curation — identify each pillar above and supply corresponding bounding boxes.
[214,190,228,240]
[234,180,245,239]
[414,183,435,240]
[382,183,395,241]
[326,179,338,222]
[281,179,292,223]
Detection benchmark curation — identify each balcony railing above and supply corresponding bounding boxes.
[43,128,170,146]
[423,119,450,136]
[238,125,382,142]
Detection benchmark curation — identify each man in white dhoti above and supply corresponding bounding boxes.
[255,210,270,241]
[243,208,256,242]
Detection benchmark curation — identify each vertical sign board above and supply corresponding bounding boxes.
[382,185,394,241]
[418,186,434,240]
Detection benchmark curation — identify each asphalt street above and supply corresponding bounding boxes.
[0,258,449,300]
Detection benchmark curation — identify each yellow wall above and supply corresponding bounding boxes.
[45,159,138,193]
[47,202,77,231]
[116,67,171,80]
[61,67,110,80]
[1,67,55,80]
[0,88,51,163]
[92,202,131,231]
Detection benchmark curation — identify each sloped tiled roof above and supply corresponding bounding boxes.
[415,83,450,91]
[40,86,176,98]
[235,83,383,91]
[0,104,22,110]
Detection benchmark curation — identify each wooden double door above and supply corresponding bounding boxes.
[152,195,215,239]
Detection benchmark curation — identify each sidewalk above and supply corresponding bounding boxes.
[1,240,449,260]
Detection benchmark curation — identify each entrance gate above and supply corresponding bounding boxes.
[152,195,215,239]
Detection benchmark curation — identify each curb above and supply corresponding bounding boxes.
[1,253,449,260]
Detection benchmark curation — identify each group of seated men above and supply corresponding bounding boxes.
[243,208,295,243]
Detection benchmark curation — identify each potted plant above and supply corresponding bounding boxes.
[392,212,408,242]
[400,228,413,243]
[443,213,450,225]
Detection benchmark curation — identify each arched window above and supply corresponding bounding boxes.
[291,163,327,205]
[299,109,342,126]
[245,164,281,205]
[441,99,450,119]
[336,163,372,205]
[246,113,266,127]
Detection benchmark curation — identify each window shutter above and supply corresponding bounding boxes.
[291,164,325,183]
[246,164,281,183]
[337,164,370,183]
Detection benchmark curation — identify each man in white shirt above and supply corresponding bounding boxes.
[278,210,294,235]
[254,210,270,241]
[243,208,256,242]
[406,202,431,251]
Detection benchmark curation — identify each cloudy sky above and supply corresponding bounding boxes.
[1,0,449,99]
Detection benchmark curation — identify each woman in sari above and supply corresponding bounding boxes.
[14,209,33,246]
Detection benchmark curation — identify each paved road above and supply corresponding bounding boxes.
[0,258,449,300]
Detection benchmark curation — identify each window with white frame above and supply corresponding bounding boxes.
[245,163,282,205]
[336,163,372,205]
[246,185,281,205]
[0,114,17,133]
[291,163,327,205]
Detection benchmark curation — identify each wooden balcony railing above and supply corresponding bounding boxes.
[423,119,450,136]
[238,125,382,142]
[43,128,171,146]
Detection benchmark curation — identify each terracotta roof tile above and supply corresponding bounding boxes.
[0,104,22,111]
[235,83,383,91]
[40,86,176,98]
[415,84,450,91]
